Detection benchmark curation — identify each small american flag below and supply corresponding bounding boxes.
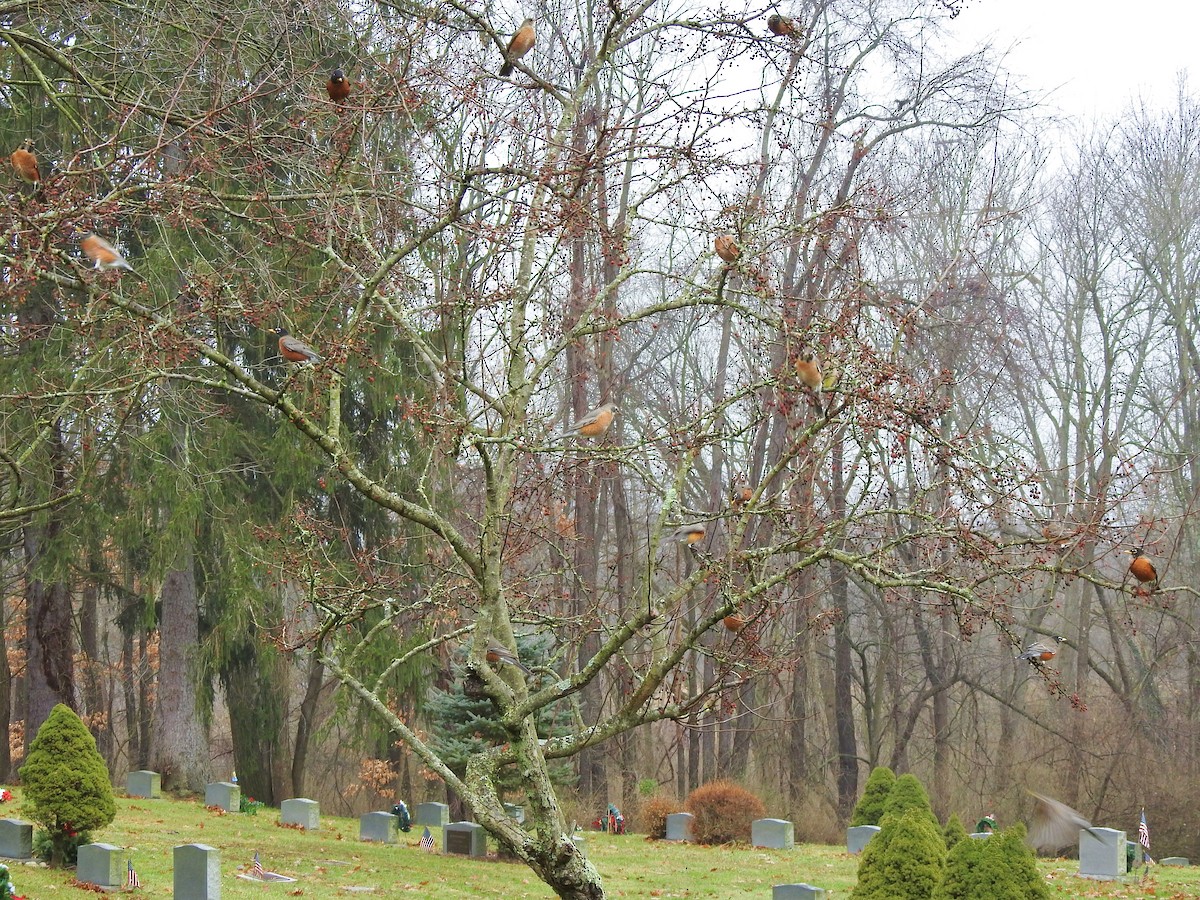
[126,858,140,887]
[253,851,264,879]
[419,826,435,851]
[1138,810,1153,864]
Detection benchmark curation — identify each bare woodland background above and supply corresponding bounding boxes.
[2,0,1199,870]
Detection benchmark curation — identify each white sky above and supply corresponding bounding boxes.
[945,0,1195,120]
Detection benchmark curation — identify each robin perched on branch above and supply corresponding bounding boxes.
[270,327,343,375]
[10,139,39,184]
[1027,791,1102,853]
[730,476,753,509]
[485,641,532,675]
[326,69,351,102]
[670,523,707,545]
[722,613,747,633]
[714,235,740,263]
[1015,635,1065,663]
[766,13,799,37]
[794,351,822,394]
[557,402,618,439]
[499,18,535,77]
[80,233,136,273]
[1126,547,1158,592]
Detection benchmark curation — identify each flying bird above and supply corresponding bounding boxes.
[766,13,798,37]
[485,641,532,675]
[557,402,618,439]
[1015,636,1066,663]
[10,140,39,184]
[714,235,740,263]
[80,233,135,272]
[1027,791,1103,853]
[670,523,707,545]
[1126,547,1158,591]
[326,69,351,102]
[499,19,536,77]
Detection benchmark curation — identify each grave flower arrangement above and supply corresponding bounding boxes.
[0,789,11,803]
[0,862,25,899]
[240,795,264,816]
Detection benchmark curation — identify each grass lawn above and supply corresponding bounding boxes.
[1,792,1197,897]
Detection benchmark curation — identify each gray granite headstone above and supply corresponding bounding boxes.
[204,781,240,812]
[1160,856,1190,866]
[443,821,487,857]
[968,832,994,839]
[503,802,526,825]
[77,842,123,887]
[571,834,587,857]
[847,824,881,854]
[360,811,397,843]
[126,770,161,798]
[174,843,220,899]
[1080,827,1125,879]
[773,885,826,899]
[752,818,795,850]
[281,798,320,829]
[0,819,32,859]
[665,812,694,841]
[415,802,450,827]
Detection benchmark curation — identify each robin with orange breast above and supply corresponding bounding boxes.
[270,327,344,375]
[326,69,351,102]
[485,641,532,675]
[670,523,707,545]
[1015,635,1065,663]
[794,351,822,394]
[715,235,740,263]
[80,233,136,273]
[499,18,535,77]
[766,13,798,37]
[722,613,746,633]
[557,402,617,439]
[1126,547,1158,592]
[11,140,39,184]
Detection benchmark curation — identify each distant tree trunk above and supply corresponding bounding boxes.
[223,646,288,805]
[292,652,325,797]
[138,629,152,768]
[0,592,11,780]
[79,570,110,762]
[123,626,140,766]
[830,436,858,820]
[153,551,210,791]
[24,517,75,742]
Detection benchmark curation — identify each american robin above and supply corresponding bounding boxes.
[270,327,343,375]
[730,476,753,508]
[766,13,798,37]
[326,69,351,102]
[794,351,822,393]
[80,233,135,272]
[1126,547,1158,589]
[10,140,39,183]
[1015,635,1066,663]
[1027,791,1102,853]
[722,613,746,633]
[557,402,618,439]
[714,235,740,263]
[499,18,535,77]
[670,523,707,544]
[485,641,532,675]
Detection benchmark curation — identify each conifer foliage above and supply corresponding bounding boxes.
[850,766,897,826]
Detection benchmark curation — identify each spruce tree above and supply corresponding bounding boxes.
[853,806,948,900]
[851,766,897,826]
[943,813,968,849]
[881,773,939,827]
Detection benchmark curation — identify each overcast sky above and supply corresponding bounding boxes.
[945,0,1194,120]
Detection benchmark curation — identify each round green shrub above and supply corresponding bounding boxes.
[850,766,896,827]
[853,806,947,900]
[943,813,968,849]
[19,704,115,867]
[881,773,938,827]
[932,824,1048,900]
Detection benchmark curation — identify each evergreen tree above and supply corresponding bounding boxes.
[851,766,897,826]
[881,773,939,827]
[854,806,948,900]
[943,813,968,849]
[933,824,1048,900]
[19,704,115,867]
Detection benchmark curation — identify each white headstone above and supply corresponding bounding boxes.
[665,812,694,841]
[126,770,160,798]
[77,842,123,887]
[847,824,881,854]
[359,811,397,843]
[280,798,320,829]
[752,818,795,850]
[1079,827,1125,880]
[174,843,220,899]
[204,781,240,812]
[415,802,450,826]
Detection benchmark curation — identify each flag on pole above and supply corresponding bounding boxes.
[126,857,140,887]
[253,851,264,879]
[419,826,435,851]
[1138,809,1153,864]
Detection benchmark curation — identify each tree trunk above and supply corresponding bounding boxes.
[830,437,857,820]
[153,551,210,791]
[24,520,75,743]
[292,652,325,797]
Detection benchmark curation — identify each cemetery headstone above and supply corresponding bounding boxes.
[504,802,526,825]
[1079,827,1125,880]
[0,820,32,859]
[1160,857,1190,866]
[664,812,694,842]
[77,842,123,887]
[126,770,161,799]
[204,781,240,813]
[846,824,880,855]
[571,834,587,857]
[752,818,795,850]
[773,885,826,900]
[281,798,320,829]
[174,843,220,900]
[415,802,450,827]
[968,832,994,839]
[360,811,398,843]
[443,821,487,857]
